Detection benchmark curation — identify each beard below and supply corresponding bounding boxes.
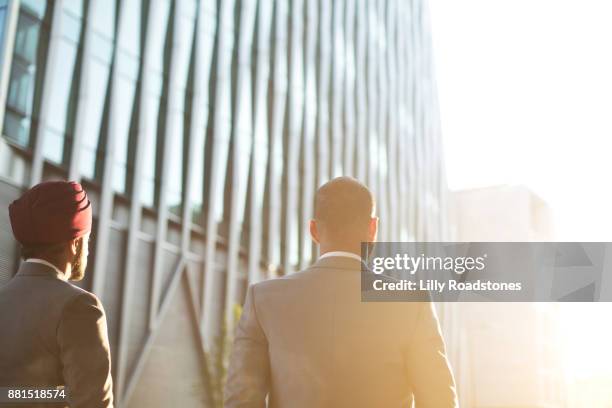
[69,244,86,281]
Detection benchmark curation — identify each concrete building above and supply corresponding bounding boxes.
[0,0,448,406]
[452,184,554,242]
[448,185,567,407]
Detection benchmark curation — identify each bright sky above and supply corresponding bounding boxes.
[429,0,612,241]
[428,0,612,382]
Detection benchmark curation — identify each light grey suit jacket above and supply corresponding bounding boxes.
[225,256,458,408]
[0,262,114,408]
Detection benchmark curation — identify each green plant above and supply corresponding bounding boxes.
[197,304,243,408]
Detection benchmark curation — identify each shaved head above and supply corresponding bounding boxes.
[313,177,376,247]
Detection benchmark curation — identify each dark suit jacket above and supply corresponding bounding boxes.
[0,262,114,407]
[225,256,458,408]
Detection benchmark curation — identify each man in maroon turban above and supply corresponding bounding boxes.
[0,181,114,408]
[9,180,93,280]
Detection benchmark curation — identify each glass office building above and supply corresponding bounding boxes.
[0,0,448,406]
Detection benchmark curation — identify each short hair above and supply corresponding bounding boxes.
[20,242,67,262]
[314,177,375,241]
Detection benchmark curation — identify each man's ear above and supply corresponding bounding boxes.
[309,219,320,244]
[368,217,379,242]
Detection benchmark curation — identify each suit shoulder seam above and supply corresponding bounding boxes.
[55,291,98,338]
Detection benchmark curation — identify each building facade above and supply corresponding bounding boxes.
[0,0,447,406]
[449,185,566,407]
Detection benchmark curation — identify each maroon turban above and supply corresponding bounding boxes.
[8,181,92,245]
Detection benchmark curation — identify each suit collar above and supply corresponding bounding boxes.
[310,255,365,271]
[16,261,67,281]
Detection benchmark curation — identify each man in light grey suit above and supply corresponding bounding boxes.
[225,177,458,407]
[0,181,113,408]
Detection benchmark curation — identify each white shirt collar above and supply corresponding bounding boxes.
[25,258,68,281]
[319,251,362,262]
